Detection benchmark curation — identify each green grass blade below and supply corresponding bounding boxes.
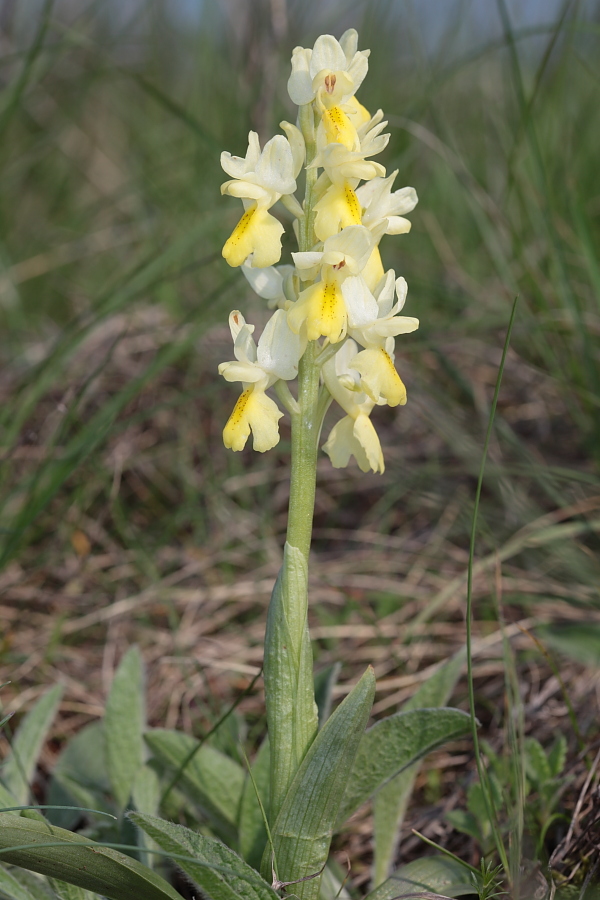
[465,297,519,878]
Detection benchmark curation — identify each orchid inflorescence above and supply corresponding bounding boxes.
[218,29,419,474]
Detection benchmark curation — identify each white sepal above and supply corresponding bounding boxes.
[342,275,379,327]
[288,46,315,105]
[256,309,302,381]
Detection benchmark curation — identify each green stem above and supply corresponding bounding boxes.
[286,341,321,560]
[286,102,321,562]
[263,102,322,839]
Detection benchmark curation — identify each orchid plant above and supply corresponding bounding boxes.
[0,30,475,900]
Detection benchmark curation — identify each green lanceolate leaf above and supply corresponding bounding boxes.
[104,646,145,812]
[0,864,42,900]
[267,666,376,900]
[132,765,160,818]
[5,869,58,900]
[130,812,278,900]
[48,879,95,900]
[365,856,475,899]
[373,655,464,886]
[2,686,63,805]
[0,781,19,815]
[144,728,244,845]
[132,765,161,868]
[263,542,319,823]
[46,722,111,829]
[239,738,270,870]
[337,706,471,827]
[0,812,181,900]
[314,663,341,728]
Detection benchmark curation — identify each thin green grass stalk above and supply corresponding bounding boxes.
[466,296,519,879]
[0,0,55,136]
[494,587,525,893]
[159,668,263,807]
[0,806,116,819]
[239,746,277,884]
[410,828,481,879]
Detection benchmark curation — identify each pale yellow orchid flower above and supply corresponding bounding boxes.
[221,132,299,268]
[219,310,302,452]
[321,340,385,473]
[287,225,376,343]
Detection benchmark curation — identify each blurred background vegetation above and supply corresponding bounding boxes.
[0,0,599,879]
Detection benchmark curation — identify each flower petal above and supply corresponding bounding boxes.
[255,135,296,195]
[242,262,289,303]
[385,215,412,234]
[288,280,347,343]
[361,246,385,291]
[223,387,282,453]
[310,35,347,78]
[218,361,264,383]
[314,182,362,242]
[320,105,359,150]
[288,47,314,105]
[353,413,385,472]
[342,275,379,327]
[351,347,407,406]
[280,121,306,178]
[339,28,358,61]
[256,309,302,381]
[223,206,284,269]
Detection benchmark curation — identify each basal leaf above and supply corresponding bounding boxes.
[5,869,57,900]
[267,667,376,900]
[145,728,244,846]
[130,812,278,900]
[0,782,19,816]
[104,646,145,811]
[47,722,111,828]
[314,663,341,728]
[239,738,270,870]
[0,864,42,900]
[365,855,475,899]
[48,879,95,900]
[338,707,470,826]
[373,655,463,886]
[0,812,181,900]
[132,765,161,868]
[2,686,63,805]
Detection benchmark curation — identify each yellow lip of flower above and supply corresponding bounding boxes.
[314,181,363,242]
[222,204,285,268]
[345,95,372,127]
[351,347,407,407]
[322,412,384,474]
[287,278,347,343]
[320,105,359,150]
[222,386,283,453]
[361,246,385,292]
